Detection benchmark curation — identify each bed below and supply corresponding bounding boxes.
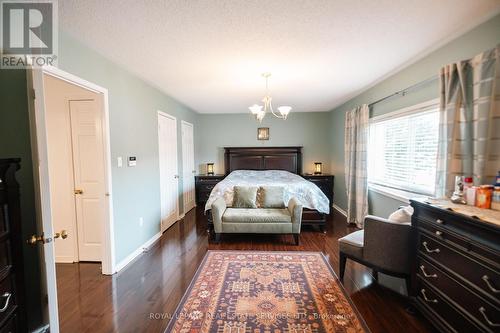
[204,147,331,231]
[204,169,330,213]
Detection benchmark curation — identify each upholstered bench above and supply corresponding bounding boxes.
[211,197,303,245]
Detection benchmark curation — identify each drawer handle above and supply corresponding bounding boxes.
[0,292,12,312]
[422,241,440,253]
[482,275,500,294]
[436,219,444,224]
[420,289,438,303]
[479,307,500,327]
[420,265,437,278]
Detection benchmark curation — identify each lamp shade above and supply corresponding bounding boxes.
[207,163,214,175]
[314,162,322,175]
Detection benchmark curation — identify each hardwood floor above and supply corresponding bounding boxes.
[56,207,435,333]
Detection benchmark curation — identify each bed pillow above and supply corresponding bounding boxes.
[233,186,259,208]
[260,186,285,208]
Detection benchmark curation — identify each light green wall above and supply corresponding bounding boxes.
[196,112,331,175]
[57,33,198,263]
[330,14,500,218]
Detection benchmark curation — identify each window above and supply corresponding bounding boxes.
[368,101,439,196]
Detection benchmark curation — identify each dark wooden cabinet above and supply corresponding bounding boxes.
[0,159,27,332]
[301,174,334,231]
[410,199,500,333]
[195,174,226,206]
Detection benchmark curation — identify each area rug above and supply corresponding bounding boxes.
[165,251,369,333]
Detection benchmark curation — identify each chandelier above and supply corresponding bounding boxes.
[248,73,291,122]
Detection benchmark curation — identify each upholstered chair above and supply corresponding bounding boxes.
[338,215,412,293]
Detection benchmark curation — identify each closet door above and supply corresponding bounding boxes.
[158,112,179,232]
[181,121,195,213]
[69,99,106,261]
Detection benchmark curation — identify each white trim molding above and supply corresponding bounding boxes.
[332,203,347,217]
[32,65,116,275]
[368,183,427,203]
[114,231,162,273]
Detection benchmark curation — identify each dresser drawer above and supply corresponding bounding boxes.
[0,241,11,277]
[0,313,17,333]
[418,233,500,306]
[198,184,217,191]
[418,257,500,332]
[415,204,500,254]
[0,277,15,327]
[416,278,485,333]
[197,191,212,202]
[419,219,500,268]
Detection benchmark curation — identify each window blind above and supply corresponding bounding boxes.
[368,108,439,195]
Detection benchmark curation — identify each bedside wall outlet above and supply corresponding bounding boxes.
[139,217,144,227]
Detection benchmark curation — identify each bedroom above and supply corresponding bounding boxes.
[0,1,499,332]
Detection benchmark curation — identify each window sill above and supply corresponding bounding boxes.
[368,183,428,204]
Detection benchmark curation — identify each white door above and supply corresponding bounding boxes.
[158,112,179,232]
[26,66,60,332]
[181,121,195,213]
[69,99,105,261]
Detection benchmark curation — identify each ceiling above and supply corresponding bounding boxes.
[58,0,500,114]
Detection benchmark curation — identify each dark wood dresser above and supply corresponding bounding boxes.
[0,159,27,332]
[301,174,334,231]
[410,199,500,333]
[195,174,226,206]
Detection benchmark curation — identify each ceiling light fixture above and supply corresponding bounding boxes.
[249,73,291,122]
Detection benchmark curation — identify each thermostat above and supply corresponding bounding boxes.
[128,156,137,167]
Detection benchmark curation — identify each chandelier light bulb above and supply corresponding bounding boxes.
[278,106,292,119]
[249,104,263,115]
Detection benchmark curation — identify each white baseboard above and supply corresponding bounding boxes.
[114,231,162,273]
[332,203,347,217]
[55,255,75,264]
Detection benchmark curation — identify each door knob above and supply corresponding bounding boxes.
[27,233,51,245]
[54,230,68,240]
[74,189,83,194]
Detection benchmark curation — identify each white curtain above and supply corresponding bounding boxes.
[435,45,500,197]
[345,104,369,228]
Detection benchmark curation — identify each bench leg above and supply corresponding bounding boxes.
[293,234,300,246]
[339,253,347,282]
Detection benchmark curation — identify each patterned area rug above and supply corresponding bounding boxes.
[165,251,368,333]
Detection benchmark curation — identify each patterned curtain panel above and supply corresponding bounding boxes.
[436,45,500,197]
[344,104,369,228]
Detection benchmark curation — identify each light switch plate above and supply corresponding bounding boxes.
[117,157,123,168]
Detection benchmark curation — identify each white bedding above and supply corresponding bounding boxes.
[204,170,330,214]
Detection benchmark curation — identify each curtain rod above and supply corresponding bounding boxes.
[368,75,438,108]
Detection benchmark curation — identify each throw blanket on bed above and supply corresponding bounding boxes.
[204,170,330,214]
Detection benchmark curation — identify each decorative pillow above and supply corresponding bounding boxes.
[233,186,259,208]
[260,186,285,208]
[388,205,414,223]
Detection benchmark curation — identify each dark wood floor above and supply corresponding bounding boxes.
[56,207,435,333]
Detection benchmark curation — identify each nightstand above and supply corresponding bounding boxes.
[195,174,226,206]
[301,174,334,231]
[302,174,334,206]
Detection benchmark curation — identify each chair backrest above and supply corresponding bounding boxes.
[363,215,412,274]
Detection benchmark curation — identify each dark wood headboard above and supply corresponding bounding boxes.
[224,147,302,175]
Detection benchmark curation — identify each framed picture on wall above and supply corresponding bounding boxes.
[257,127,269,140]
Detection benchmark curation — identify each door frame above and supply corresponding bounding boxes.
[29,65,116,275]
[181,120,195,212]
[157,110,180,232]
